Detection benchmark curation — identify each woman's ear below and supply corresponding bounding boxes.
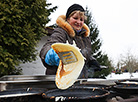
[66,17,70,22]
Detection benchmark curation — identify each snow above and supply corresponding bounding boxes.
[86,72,138,86]
[106,72,138,80]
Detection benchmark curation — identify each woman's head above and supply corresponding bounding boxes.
[66,4,85,19]
[66,4,86,31]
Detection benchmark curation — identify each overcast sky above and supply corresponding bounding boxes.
[47,0,138,64]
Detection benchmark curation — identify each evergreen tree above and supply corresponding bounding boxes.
[85,7,113,78]
[85,7,102,59]
[0,0,57,77]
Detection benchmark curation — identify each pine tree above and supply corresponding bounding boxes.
[85,7,102,59]
[85,7,113,78]
[0,0,57,77]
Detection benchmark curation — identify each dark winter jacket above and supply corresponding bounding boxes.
[40,15,92,78]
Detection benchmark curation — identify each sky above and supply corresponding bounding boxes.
[47,0,138,65]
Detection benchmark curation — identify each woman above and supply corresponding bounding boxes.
[40,4,99,78]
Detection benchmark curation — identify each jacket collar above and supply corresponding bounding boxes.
[56,15,90,37]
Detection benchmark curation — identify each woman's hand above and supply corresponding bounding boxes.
[45,48,60,66]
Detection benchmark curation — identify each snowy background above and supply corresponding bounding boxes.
[106,72,138,79]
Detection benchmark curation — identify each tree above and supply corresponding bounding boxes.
[0,0,57,77]
[118,50,138,75]
[85,7,113,78]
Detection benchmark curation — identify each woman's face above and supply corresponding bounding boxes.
[67,12,84,31]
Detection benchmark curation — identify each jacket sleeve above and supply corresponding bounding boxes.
[87,55,100,68]
[39,28,67,68]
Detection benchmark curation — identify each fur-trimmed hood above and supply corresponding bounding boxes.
[56,15,90,37]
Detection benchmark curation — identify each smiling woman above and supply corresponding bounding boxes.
[47,0,138,66]
[67,11,85,31]
[40,3,100,79]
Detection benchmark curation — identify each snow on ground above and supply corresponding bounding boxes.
[87,72,138,86]
[106,72,138,80]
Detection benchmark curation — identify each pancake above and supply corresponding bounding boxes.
[51,42,85,89]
